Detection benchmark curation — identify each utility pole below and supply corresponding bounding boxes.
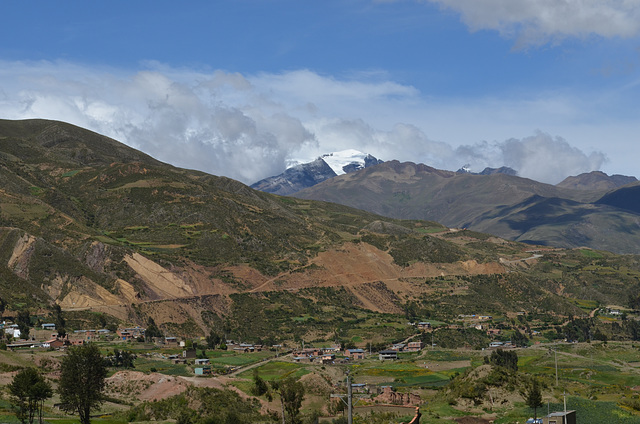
[549,347,558,386]
[330,371,368,424]
[555,349,558,386]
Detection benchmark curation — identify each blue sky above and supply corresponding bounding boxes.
[1,0,639,184]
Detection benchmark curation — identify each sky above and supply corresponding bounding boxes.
[1,0,639,185]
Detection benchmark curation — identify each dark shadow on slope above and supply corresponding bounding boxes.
[472,195,593,233]
[596,184,640,214]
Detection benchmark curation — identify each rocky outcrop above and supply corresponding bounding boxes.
[375,386,421,406]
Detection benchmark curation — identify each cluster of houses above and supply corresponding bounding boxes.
[292,346,341,364]
[4,322,107,350]
[378,341,424,361]
[165,349,214,374]
[291,340,427,364]
[2,323,149,350]
[227,341,265,353]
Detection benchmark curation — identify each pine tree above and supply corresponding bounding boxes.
[526,379,543,420]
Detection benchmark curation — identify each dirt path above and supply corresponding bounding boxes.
[499,254,542,265]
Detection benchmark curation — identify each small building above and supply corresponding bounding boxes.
[41,323,56,330]
[46,338,67,349]
[194,358,210,365]
[165,337,178,345]
[172,358,187,364]
[344,349,365,360]
[542,410,576,424]
[183,348,197,359]
[379,350,398,361]
[321,354,335,364]
[5,325,20,339]
[405,341,424,352]
[294,348,322,357]
[7,341,38,350]
[117,327,145,340]
[417,322,431,331]
[195,366,211,375]
[233,343,257,353]
[116,329,134,341]
[391,343,405,351]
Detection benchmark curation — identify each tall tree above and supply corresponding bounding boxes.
[526,378,543,420]
[53,304,66,338]
[58,343,108,424]
[271,377,305,424]
[16,310,31,340]
[8,367,53,424]
[206,332,221,349]
[144,317,163,341]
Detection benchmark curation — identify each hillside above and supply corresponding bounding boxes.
[293,160,640,253]
[557,170,637,191]
[1,119,640,345]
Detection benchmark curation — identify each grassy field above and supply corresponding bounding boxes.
[238,360,310,380]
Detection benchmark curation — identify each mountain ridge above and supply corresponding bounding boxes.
[293,160,640,253]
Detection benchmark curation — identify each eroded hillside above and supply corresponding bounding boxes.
[1,119,640,342]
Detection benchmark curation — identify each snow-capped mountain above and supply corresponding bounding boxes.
[250,150,383,196]
[319,149,382,176]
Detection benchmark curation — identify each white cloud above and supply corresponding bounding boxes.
[452,133,607,183]
[426,0,640,46]
[0,60,618,184]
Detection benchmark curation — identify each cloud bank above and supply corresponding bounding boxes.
[0,60,606,184]
[426,0,640,46]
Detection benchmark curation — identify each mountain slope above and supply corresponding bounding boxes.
[249,158,337,196]
[293,160,640,253]
[0,119,504,326]
[2,119,640,344]
[595,183,640,214]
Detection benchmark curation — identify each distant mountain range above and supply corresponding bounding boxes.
[250,149,383,195]
[457,165,518,176]
[289,160,640,253]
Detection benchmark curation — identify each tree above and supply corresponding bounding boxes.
[271,377,305,424]
[206,332,221,349]
[58,343,108,424]
[8,367,53,424]
[53,304,66,338]
[107,349,135,368]
[16,310,31,340]
[251,369,272,400]
[144,317,163,341]
[486,349,518,372]
[525,378,543,420]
